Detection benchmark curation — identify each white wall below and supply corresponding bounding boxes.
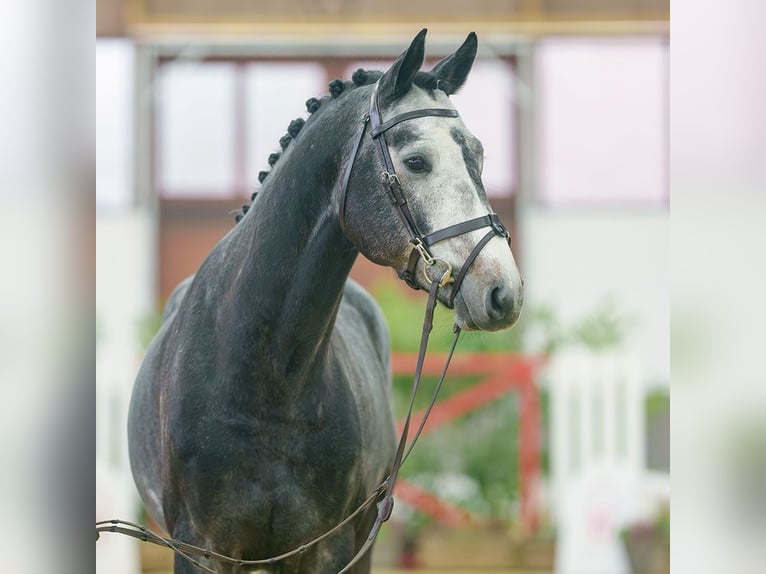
[519,206,669,386]
[97,39,134,209]
[96,211,156,574]
[96,212,157,467]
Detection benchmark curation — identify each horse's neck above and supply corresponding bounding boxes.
[212,115,359,381]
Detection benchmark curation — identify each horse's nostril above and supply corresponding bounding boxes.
[488,285,512,320]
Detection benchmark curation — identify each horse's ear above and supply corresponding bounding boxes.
[379,28,427,101]
[430,32,478,95]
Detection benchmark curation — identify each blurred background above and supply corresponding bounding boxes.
[96,1,669,573]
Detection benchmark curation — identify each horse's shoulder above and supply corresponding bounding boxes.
[161,275,195,323]
[341,279,386,329]
[338,279,389,362]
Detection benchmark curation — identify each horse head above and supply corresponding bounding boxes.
[342,29,523,331]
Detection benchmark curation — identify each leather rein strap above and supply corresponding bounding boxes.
[96,282,461,574]
[338,279,455,573]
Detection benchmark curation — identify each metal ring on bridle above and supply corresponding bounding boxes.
[422,258,454,288]
[411,239,454,288]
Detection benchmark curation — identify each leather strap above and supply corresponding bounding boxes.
[400,244,422,290]
[423,213,506,248]
[449,229,497,307]
[370,108,458,137]
[99,279,464,574]
[96,482,385,571]
[338,281,457,574]
[369,84,426,243]
[338,113,370,233]
[403,324,461,463]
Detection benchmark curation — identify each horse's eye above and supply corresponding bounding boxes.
[405,156,428,172]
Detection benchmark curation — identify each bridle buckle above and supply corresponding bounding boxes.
[411,238,434,265]
[490,217,508,238]
[381,171,401,188]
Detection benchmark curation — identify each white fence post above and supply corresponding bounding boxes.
[550,349,645,574]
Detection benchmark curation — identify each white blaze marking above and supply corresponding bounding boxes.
[386,85,523,319]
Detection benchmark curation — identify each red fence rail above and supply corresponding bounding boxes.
[391,353,544,531]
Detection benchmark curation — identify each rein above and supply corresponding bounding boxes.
[98,279,459,573]
[97,80,509,572]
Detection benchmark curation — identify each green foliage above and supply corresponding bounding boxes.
[371,279,522,353]
[135,309,163,353]
[375,276,525,527]
[646,388,670,417]
[520,304,566,355]
[572,297,634,350]
[374,279,632,356]
[522,296,634,355]
[657,503,670,543]
[373,279,638,530]
[397,391,521,530]
[726,418,766,506]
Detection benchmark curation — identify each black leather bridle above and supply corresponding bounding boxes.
[96,81,514,574]
[340,80,511,306]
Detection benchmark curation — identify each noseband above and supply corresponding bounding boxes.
[339,80,510,305]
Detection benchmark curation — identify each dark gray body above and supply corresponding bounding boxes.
[127,74,400,571]
[129,267,394,573]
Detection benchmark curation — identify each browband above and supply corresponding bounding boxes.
[370,108,458,137]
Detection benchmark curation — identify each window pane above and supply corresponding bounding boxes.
[245,63,326,189]
[96,40,134,209]
[536,38,668,205]
[156,62,237,197]
[451,59,517,197]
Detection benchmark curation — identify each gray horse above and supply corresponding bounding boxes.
[128,29,523,574]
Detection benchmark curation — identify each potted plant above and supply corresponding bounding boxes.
[621,503,669,574]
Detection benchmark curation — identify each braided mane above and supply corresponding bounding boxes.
[233,68,451,223]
